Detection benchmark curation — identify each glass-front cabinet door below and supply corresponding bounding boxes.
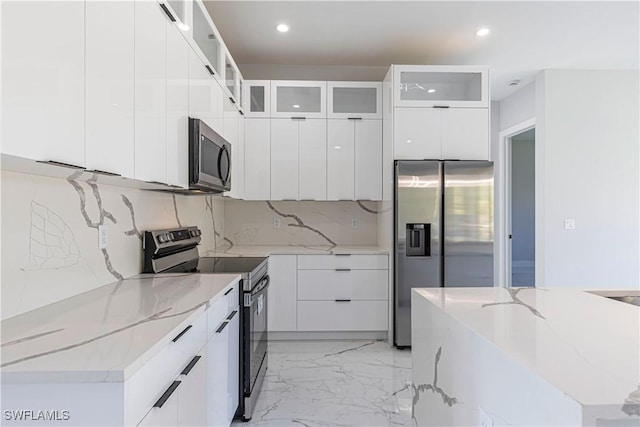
[393,66,488,108]
[270,81,326,118]
[166,0,186,25]
[244,81,270,117]
[225,54,237,102]
[327,82,382,119]
[192,0,222,77]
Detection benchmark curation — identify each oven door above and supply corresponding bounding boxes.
[243,274,269,394]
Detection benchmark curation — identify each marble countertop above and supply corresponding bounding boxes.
[1,273,241,384]
[413,287,640,407]
[205,245,389,257]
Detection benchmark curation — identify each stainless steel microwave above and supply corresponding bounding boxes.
[189,118,231,193]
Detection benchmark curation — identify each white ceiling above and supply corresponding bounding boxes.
[205,1,639,100]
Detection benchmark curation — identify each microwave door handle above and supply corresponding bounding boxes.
[218,145,231,185]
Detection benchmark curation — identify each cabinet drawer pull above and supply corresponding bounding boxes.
[159,3,176,22]
[347,117,363,120]
[180,355,201,376]
[224,287,234,296]
[216,321,229,334]
[239,110,245,116]
[205,65,215,76]
[334,254,351,257]
[335,299,351,302]
[226,310,238,321]
[229,97,236,104]
[36,160,85,170]
[433,105,450,109]
[172,325,192,342]
[153,381,181,408]
[86,169,121,177]
[291,116,306,120]
[335,268,351,272]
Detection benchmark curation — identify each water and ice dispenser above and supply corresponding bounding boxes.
[405,223,430,257]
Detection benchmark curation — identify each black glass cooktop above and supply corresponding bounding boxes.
[165,256,267,275]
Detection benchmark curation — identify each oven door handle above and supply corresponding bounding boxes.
[244,275,270,307]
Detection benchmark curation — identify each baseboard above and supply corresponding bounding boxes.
[269,331,389,341]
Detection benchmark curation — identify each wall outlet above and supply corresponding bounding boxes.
[351,218,358,229]
[273,217,281,229]
[478,407,494,427]
[564,218,576,230]
[98,225,109,249]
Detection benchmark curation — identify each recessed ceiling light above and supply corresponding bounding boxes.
[292,104,300,108]
[476,28,490,37]
[276,23,290,33]
[427,89,436,93]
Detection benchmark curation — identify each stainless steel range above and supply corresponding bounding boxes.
[142,226,269,421]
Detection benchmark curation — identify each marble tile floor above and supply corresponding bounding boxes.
[232,340,413,427]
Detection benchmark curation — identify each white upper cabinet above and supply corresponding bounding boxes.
[355,120,382,200]
[192,0,223,79]
[327,120,355,201]
[244,118,271,200]
[1,0,85,167]
[393,108,441,160]
[166,23,190,189]
[223,97,243,199]
[298,119,327,200]
[270,119,299,200]
[224,54,238,102]
[134,0,168,184]
[441,108,489,160]
[244,81,271,117]
[85,1,134,178]
[393,66,489,108]
[328,82,382,119]
[271,81,326,119]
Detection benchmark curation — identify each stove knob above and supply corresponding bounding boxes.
[189,230,196,237]
[168,233,175,241]
[157,235,165,243]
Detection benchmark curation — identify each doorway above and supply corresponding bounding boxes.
[507,128,535,286]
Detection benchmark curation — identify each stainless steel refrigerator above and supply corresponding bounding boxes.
[394,160,494,347]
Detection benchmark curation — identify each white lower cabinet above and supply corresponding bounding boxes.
[297,270,388,301]
[138,381,179,427]
[177,351,207,427]
[267,255,298,332]
[297,301,388,331]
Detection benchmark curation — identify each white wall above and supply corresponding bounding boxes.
[238,63,387,81]
[536,69,639,289]
[0,171,226,319]
[500,82,536,130]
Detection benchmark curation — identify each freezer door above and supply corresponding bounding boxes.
[394,161,441,347]
[443,161,494,287]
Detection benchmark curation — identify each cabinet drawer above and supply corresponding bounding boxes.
[126,313,207,425]
[297,254,388,270]
[297,301,388,331]
[207,283,238,339]
[297,270,387,300]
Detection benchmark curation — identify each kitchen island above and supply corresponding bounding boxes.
[411,287,640,427]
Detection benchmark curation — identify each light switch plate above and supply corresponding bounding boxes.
[98,225,109,249]
[564,218,576,230]
[351,218,358,229]
[273,217,281,229]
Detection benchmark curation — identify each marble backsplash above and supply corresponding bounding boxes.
[0,170,226,320]
[223,200,381,247]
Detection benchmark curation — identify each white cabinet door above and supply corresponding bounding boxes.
[267,255,297,331]
[328,82,382,119]
[225,309,240,422]
[1,0,85,166]
[393,108,441,160]
[177,351,207,427]
[271,81,326,119]
[206,317,229,427]
[298,119,327,200]
[327,120,355,200]
[210,80,225,136]
[223,98,240,199]
[355,120,382,200]
[270,119,299,200]
[244,119,271,200]
[244,80,270,117]
[441,108,490,160]
[85,1,134,178]
[166,23,190,189]
[236,114,246,198]
[138,380,180,427]
[134,0,167,183]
